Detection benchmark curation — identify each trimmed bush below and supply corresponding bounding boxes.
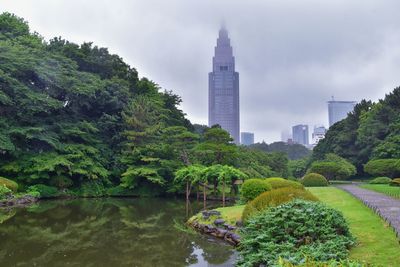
[0,177,18,192]
[390,178,400,187]
[301,173,328,187]
[369,177,392,184]
[0,185,12,198]
[27,184,59,198]
[237,200,355,267]
[240,179,272,202]
[242,187,318,222]
[364,159,400,178]
[264,177,304,189]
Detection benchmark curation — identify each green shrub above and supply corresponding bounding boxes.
[27,184,59,198]
[301,173,328,187]
[50,176,73,189]
[277,257,365,267]
[0,185,12,198]
[237,200,355,267]
[240,178,272,202]
[0,177,18,192]
[76,180,107,197]
[390,178,400,187]
[242,187,318,222]
[264,177,304,189]
[364,159,400,178]
[369,177,392,184]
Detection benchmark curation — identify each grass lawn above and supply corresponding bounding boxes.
[215,205,245,224]
[360,184,400,199]
[309,187,400,267]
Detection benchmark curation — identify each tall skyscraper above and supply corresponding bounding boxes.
[312,125,327,145]
[208,26,240,144]
[328,99,356,127]
[292,124,309,146]
[241,132,254,146]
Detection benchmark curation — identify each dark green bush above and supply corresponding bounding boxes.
[237,200,355,267]
[240,179,272,202]
[301,173,328,187]
[369,177,392,184]
[27,184,59,198]
[50,176,73,189]
[75,180,107,197]
[0,177,18,192]
[390,178,400,187]
[276,257,365,267]
[0,185,12,198]
[265,177,304,189]
[364,159,400,178]
[242,187,318,222]
[308,154,356,180]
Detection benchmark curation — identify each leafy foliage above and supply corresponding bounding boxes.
[264,177,304,189]
[308,154,356,180]
[301,173,328,187]
[237,200,355,267]
[364,159,400,178]
[0,176,18,192]
[250,141,311,160]
[390,178,400,187]
[242,187,318,222]
[240,179,272,202]
[0,185,12,198]
[27,184,58,198]
[368,177,392,184]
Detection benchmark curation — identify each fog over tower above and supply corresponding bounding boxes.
[208,26,240,143]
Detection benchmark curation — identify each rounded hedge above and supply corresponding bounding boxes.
[301,173,328,187]
[264,177,304,190]
[237,200,355,267]
[390,178,400,187]
[369,177,392,184]
[0,177,18,192]
[240,178,272,202]
[242,187,318,222]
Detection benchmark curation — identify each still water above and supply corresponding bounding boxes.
[0,198,236,267]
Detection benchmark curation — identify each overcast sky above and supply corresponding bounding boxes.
[2,0,400,142]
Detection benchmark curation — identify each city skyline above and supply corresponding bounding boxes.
[3,1,400,142]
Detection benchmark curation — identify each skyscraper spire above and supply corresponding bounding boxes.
[208,26,240,144]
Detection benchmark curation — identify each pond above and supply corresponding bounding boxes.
[0,198,237,267]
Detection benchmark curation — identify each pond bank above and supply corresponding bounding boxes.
[0,195,38,208]
[187,205,245,246]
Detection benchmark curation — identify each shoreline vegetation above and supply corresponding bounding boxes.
[188,186,400,266]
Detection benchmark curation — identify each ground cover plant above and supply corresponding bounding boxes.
[309,187,400,266]
[241,187,318,222]
[390,178,400,186]
[240,178,271,202]
[301,173,328,187]
[360,184,400,199]
[237,200,355,266]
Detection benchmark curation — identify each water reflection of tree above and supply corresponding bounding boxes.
[0,198,234,266]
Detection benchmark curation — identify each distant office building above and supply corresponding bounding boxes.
[312,125,327,145]
[208,26,240,144]
[328,99,356,127]
[241,132,254,146]
[292,124,309,146]
[281,131,292,143]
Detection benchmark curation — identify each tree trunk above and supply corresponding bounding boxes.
[186,181,189,200]
[222,181,226,207]
[203,183,207,209]
[197,184,200,200]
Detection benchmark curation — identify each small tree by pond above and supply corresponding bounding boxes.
[174,165,205,200]
[216,165,247,206]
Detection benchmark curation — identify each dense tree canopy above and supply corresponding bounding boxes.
[250,141,311,160]
[0,13,288,196]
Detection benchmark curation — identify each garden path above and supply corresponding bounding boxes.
[338,185,400,238]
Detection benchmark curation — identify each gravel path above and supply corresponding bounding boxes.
[338,185,400,238]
